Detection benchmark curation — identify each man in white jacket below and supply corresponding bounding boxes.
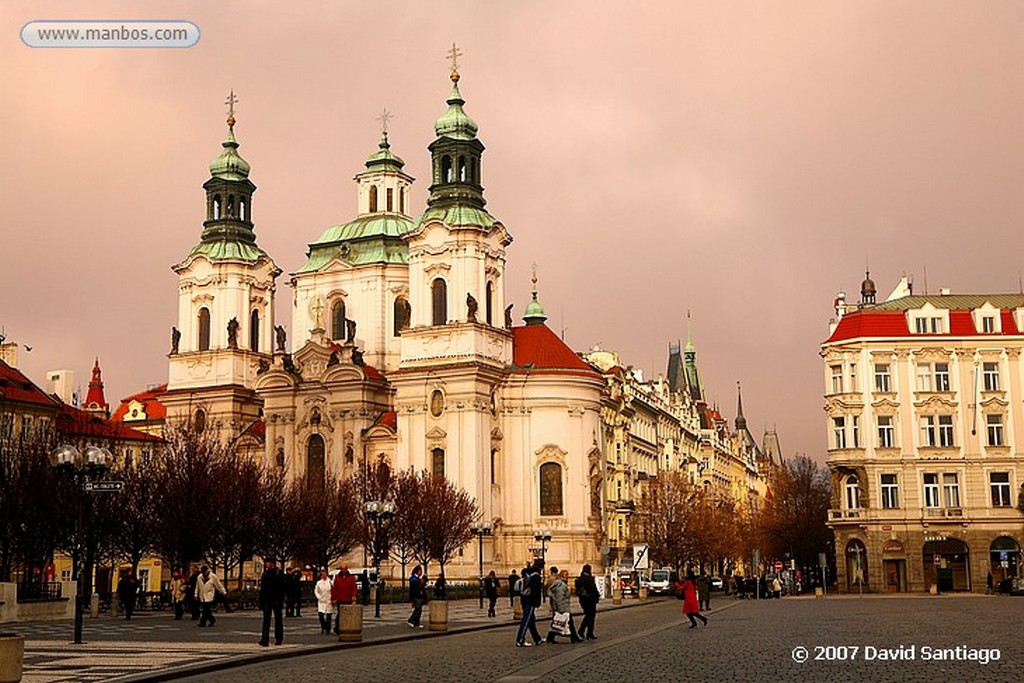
[314,570,334,634]
[196,565,226,627]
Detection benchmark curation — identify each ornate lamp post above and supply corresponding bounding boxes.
[49,444,114,645]
[470,521,492,609]
[364,500,395,618]
[532,529,552,564]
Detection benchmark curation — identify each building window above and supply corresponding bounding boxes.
[942,472,960,508]
[934,363,950,391]
[386,187,394,212]
[848,365,858,392]
[194,408,206,434]
[833,417,847,449]
[197,307,211,351]
[399,187,406,214]
[539,462,564,516]
[369,185,378,212]
[441,155,452,183]
[987,414,1004,446]
[923,473,940,508]
[431,278,448,325]
[307,434,325,492]
[331,301,346,340]
[432,448,445,479]
[880,474,899,509]
[250,309,260,352]
[938,415,954,447]
[914,318,928,334]
[930,317,943,333]
[877,416,895,448]
[916,364,932,392]
[429,390,444,417]
[990,472,1011,507]
[485,282,494,325]
[874,364,891,393]
[920,416,936,447]
[490,449,497,486]
[982,316,996,333]
[983,362,1000,392]
[844,475,860,510]
[830,365,843,394]
[851,415,860,448]
[393,297,411,336]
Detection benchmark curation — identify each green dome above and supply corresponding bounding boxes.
[209,128,250,181]
[295,214,413,273]
[523,294,547,325]
[364,132,406,171]
[434,74,478,141]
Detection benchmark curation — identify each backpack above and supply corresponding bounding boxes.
[513,577,523,595]
[519,575,533,598]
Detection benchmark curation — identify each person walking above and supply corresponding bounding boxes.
[170,569,186,620]
[575,564,600,640]
[195,565,226,627]
[484,570,499,617]
[515,559,545,647]
[433,572,447,600]
[697,572,711,612]
[314,570,333,635]
[185,566,200,620]
[257,560,287,646]
[285,568,303,618]
[116,570,138,620]
[407,565,426,628]
[675,570,708,628]
[546,569,582,643]
[331,565,358,634]
[508,569,519,608]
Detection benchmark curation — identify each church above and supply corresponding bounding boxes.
[160,60,607,577]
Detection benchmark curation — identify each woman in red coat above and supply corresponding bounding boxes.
[676,570,708,628]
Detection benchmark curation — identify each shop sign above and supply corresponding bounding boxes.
[882,540,905,554]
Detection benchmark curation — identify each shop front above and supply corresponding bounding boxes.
[922,537,970,592]
[989,536,1020,589]
[880,539,907,593]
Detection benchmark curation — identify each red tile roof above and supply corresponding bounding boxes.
[1001,310,1020,334]
[948,310,976,336]
[512,324,601,377]
[239,419,265,440]
[57,403,163,442]
[825,311,910,343]
[376,410,397,430]
[0,360,60,409]
[111,384,168,422]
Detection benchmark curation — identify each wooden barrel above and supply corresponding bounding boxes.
[337,604,363,642]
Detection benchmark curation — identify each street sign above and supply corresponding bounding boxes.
[1000,550,1009,561]
[85,480,124,493]
[818,552,827,567]
[774,560,783,572]
[632,544,649,570]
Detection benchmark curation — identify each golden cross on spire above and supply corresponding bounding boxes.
[447,42,463,72]
[225,89,238,130]
[376,107,394,134]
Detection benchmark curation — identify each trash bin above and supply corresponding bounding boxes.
[428,600,448,632]
[338,604,363,642]
[0,633,24,683]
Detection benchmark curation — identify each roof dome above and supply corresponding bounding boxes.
[364,131,406,171]
[434,71,478,140]
[861,270,877,301]
[209,124,251,180]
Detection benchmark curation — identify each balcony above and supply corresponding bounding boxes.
[924,507,963,518]
[828,508,864,521]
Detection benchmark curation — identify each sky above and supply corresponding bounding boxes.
[2,1,1023,460]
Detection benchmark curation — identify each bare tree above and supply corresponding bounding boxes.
[106,453,162,576]
[752,455,833,569]
[290,472,361,571]
[405,470,477,578]
[251,467,297,567]
[205,450,264,586]
[635,471,702,572]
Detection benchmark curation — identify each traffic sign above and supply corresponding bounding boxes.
[85,480,124,493]
[632,544,649,570]
[933,554,941,565]
[774,560,783,572]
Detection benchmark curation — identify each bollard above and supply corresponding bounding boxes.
[110,595,121,619]
[612,588,622,605]
[929,584,938,595]
[428,600,448,632]
[638,586,648,602]
[512,596,523,621]
[337,604,363,642]
[90,593,100,618]
[0,633,24,683]
[814,587,823,599]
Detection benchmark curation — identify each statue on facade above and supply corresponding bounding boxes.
[282,353,300,376]
[346,318,357,343]
[504,303,514,329]
[257,358,271,374]
[170,326,180,354]
[466,293,478,322]
[327,351,340,367]
[274,324,287,352]
[352,348,365,366]
[227,317,239,348]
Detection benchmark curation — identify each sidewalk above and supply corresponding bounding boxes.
[17,597,655,682]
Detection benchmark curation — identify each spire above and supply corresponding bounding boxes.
[685,309,695,354]
[523,263,547,325]
[735,381,747,432]
[83,357,109,417]
[434,42,478,140]
[210,90,251,181]
[683,311,704,403]
[860,268,876,305]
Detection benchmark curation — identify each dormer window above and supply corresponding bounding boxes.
[982,316,996,334]
[913,316,944,334]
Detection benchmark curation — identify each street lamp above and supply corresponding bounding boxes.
[49,444,115,645]
[364,500,395,618]
[470,521,492,609]
[533,529,552,565]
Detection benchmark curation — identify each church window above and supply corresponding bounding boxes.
[441,155,452,183]
[331,300,346,340]
[307,434,326,492]
[540,462,563,516]
[458,156,466,181]
[432,448,445,479]
[485,282,493,325]
[386,188,394,212]
[490,448,497,486]
[394,297,411,336]
[239,198,247,221]
[470,158,478,184]
[250,310,260,352]
[369,185,378,212]
[431,279,447,325]
[213,195,222,219]
[227,195,235,217]
[400,187,406,214]
[430,390,444,417]
[198,307,211,351]
[194,408,206,434]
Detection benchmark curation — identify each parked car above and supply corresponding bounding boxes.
[710,576,724,591]
[647,568,679,595]
[1009,577,1024,596]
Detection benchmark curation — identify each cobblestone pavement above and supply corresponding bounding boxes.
[168,595,1023,683]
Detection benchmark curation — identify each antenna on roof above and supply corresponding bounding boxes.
[1018,270,1022,295]
[923,265,928,295]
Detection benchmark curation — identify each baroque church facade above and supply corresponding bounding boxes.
[161,67,607,577]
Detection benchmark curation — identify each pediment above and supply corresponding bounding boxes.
[425,426,448,440]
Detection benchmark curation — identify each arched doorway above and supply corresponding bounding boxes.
[989,536,1021,590]
[845,539,868,591]
[922,537,970,592]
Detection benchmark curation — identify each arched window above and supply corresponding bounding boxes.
[485,282,493,325]
[441,156,452,183]
[250,309,260,352]
[470,158,478,184]
[331,300,346,340]
[432,448,445,479]
[431,279,447,326]
[307,434,326,492]
[844,475,860,510]
[369,185,378,212]
[458,156,466,181]
[540,462,563,516]
[227,195,235,217]
[213,195,222,220]
[239,198,247,221]
[399,187,406,214]
[197,307,211,351]
[394,297,411,336]
[194,408,206,434]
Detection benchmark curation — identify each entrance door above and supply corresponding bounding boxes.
[883,560,905,593]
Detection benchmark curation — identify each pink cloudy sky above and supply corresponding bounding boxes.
[2,1,1023,460]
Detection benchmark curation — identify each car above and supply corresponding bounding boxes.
[1009,577,1024,596]
[710,576,724,591]
[647,568,679,595]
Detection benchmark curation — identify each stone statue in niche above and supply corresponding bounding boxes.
[227,317,239,348]
[346,318,357,343]
[170,327,181,354]
[274,325,287,352]
[466,293,478,322]
[504,303,514,329]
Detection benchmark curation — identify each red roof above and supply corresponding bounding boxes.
[948,310,976,336]
[825,311,910,343]
[0,360,60,409]
[512,324,601,377]
[1001,310,1020,334]
[57,403,163,442]
[239,419,265,440]
[111,384,168,422]
[376,410,397,430]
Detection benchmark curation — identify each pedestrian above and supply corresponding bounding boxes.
[407,565,426,628]
[515,559,545,647]
[508,569,519,607]
[195,565,226,627]
[257,560,287,646]
[546,569,582,643]
[545,566,559,606]
[484,570,499,617]
[433,571,447,600]
[331,565,358,634]
[733,574,745,600]
[285,568,303,617]
[116,570,138,620]
[575,563,599,640]
[170,569,186,620]
[185,566,200,619]
[360,570,371,606]
[675,570,707,628]
[771,575,782,599]
[314,570,333,634]
[697,572,711,612]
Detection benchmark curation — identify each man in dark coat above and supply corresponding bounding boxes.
[116,570,138,620]
[575,564,600,640]
[508,570,519,607]
[185,567,200,619]
[285,568,303,617]
[258,560,288,646]
[515,559,545,647]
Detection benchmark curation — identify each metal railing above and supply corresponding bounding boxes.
[17,581,63,601]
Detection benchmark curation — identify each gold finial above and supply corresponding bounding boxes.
[376,107,394,134]
[225,89,238,131]
[446,42,463,82]
[531,262,538,299]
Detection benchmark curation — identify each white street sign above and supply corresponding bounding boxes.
[633,544,649,570]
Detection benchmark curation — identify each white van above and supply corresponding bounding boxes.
[647,568,679,595]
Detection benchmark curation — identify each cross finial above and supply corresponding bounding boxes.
[225,89,238,130]
[531,262,538,299]
[376,107,394,134]
[447,42,463,81]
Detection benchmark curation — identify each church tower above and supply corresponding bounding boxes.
[82,358,110,419]
[164,93,281,434]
